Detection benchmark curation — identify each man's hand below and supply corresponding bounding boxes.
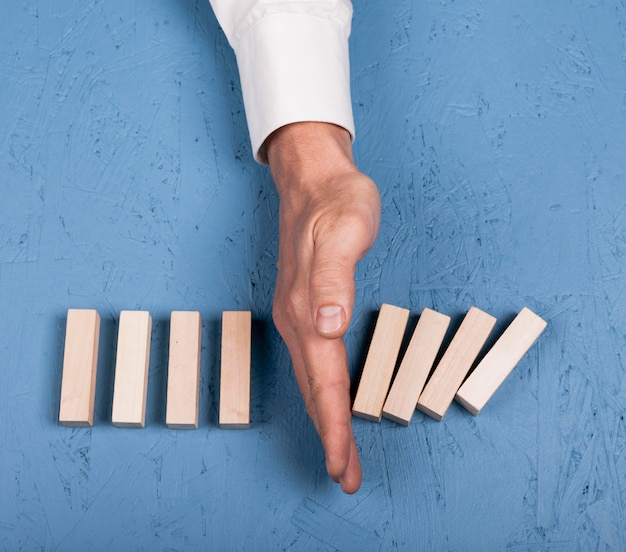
[266,122,381,494]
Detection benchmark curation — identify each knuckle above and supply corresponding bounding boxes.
[311,259,351,283]
[310,261,353,299]
[272,286,308,334]
[271,303,287,335]
[309,377,347,404]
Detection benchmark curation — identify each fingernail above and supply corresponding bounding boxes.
[316,305,345,334]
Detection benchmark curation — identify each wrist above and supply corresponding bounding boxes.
[265,122,358,200]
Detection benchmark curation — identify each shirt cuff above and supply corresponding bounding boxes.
[233,12,355,164]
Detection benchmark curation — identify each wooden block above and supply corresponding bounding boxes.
[382,308,450,426]
[219,311,251,429]
[111,311,152,428]
[59,309,101,427]
[416,306,496,421]
[352,303,410,422]
[166,311,202,429]
[455,307,547,415]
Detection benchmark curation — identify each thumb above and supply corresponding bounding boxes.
[310,251,355,337]
[310,218,372,338]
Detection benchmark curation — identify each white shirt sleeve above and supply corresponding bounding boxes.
[208,0,355,163]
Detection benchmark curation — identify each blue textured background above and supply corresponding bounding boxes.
[1,1,625,550]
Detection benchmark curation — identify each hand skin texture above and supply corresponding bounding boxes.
[265,122,381,494]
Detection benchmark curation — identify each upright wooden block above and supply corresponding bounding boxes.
[455,307,547,415]
[59,309,101,427]
[166,311,202,429]
[111,311,152,428]
[416,306,496,421]
[352,303,410,422]
[219,311,251,429]
[382,308,450,426]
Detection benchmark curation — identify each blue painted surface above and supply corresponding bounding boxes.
[1,1,625,550]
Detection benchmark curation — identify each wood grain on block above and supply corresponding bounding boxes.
[416,306,496,421]
[219,311,251,429]
[352,303,410,422]
[111,311,152,428]
[59,309,101,427]
[166,311,202,429]
[455,307,547,415]
[382,308,450,426]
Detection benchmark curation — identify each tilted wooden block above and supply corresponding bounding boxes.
[111,311,152,428]
[166,311,202,429]
[219,311,251,429]
[352,303,410,422]
[455,307,547,415]
[416,306,496,421]
[59,309,101,427]
[382,308,450,426]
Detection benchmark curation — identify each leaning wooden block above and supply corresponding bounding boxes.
[219,311,251,429]
[352,303,410,422]
[382,308,450,426]
[166,311,202,429]
[59,309,101,427]
[416,306,496,421]
[455,307,547,415]
[111,311,152,428]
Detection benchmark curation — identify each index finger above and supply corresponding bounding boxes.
[301,332,362,493]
